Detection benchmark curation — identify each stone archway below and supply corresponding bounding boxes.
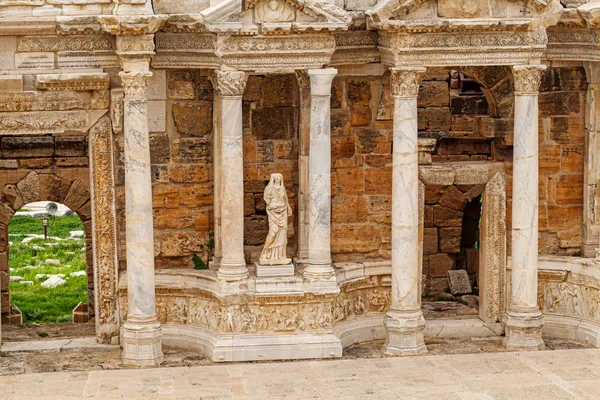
[0,116,119,345]
[419,162,507,323]
[0,171,93,326]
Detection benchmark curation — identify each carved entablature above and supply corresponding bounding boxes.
[546,2,600,61]
[330,30,380,65]
[152,32,220,69]
[368,0,564,67]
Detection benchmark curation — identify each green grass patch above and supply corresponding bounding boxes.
[8,215,87,323]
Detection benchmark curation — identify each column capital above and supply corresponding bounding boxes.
[116,34,155,72]
[210,70,248,97]
[119,71,152,100]
[390,67,427,99]
[512,65,547,95]
[307,68,337,96]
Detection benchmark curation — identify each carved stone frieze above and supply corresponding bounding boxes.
[0,110,88,134]
[390,67,427,98]
[512,65,547,95]
[99,15,167,36]
[36,73,110,91]
[0,91,93,112]
[110,89,124,135]
[210,70,248,97]
[18,35,116,52]
[546,28,600,61]
[89,116,120,343]
[152,32,219,69]
[119,71,151,100]
[331,30,380,65]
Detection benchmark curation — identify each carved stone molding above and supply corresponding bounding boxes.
[18,35,116,52]
[119,71,152,100]
[0,110,89,135]
[89,116,120,343]
[110,89,124,134]
[390,67,427,98]
[36,73,110,91]
[100,15,167,36]
[210,70,248,97]
[512,65,547,95]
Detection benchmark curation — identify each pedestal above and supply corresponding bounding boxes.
[255,262,295,277]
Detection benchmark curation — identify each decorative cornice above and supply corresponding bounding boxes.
[36,73,110,91]
[209,70,248,97]
[390,67,427,98]
[100,15,167,36]
[119,71,152,100]
[512,65,547,95]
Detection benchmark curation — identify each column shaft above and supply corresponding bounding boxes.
[120,71,163,365]
[304,68,337,282]
[504,65,546,350]
[212,70,248,281]
[384,67,427,356]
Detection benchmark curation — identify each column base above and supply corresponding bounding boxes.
[217,264,249,282]
[383,310,427,356]
[121,317,164,366]
[503,309,545,351]
[303,263,338,293]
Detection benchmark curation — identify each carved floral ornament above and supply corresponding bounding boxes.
[119,71,152,99]
[209,70,248,96]
[512,65,547,95]
[390,67,427,98]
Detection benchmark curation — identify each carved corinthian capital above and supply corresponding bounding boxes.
[390,67,427,98]
[210,70,248,97]
[119,71,152,100]
[512,65,547,95]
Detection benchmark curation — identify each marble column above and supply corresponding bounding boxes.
[212,70,249,281]
[120,71,164,365]
[504,65,546,351]
[303,68,337,282]
[384,67,428,356]
[582,62,600,259]
[296,70,311,262]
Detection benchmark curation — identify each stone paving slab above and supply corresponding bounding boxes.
[1,348,600,399]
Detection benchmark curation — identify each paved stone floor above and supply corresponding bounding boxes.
[1,348,600,399]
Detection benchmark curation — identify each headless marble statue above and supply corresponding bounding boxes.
[259,173,292,266]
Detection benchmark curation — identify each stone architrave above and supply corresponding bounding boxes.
[303,68,337,286]
[256,173,294,277]
[88,116,120,344]
[384,67,428,356]
[504,65,547,351]
[120,70,164,366]
[211,70,249,281]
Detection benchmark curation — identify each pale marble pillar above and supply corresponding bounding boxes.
[384,67,428,356]
[583,62,600,259]
[303,68,337,282]
[211,89,223,269]
[296,70,311,262]
[212,70,249,281]
[504,65,547,351]
[120,71,164,365]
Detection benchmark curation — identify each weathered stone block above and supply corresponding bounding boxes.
[244,215,268,246]
[263,75,297,108]
[172,138,212,163]
[555,174,583,205]
[196,76,214,102]
[539,92,582,116]
[16,171,39,205]
[274,140,297,159]
[418,107,451,131]
[167,71,195,100]
[161,232,204,257]
[424,205,434,228]
[332,137,356,159]
[331,223,380,253]
[364,168,391,195]
[335,167,365,195]
[56,157,88,168]
[152,184,179,208]
[433,205,463,227]
[428,253,455,278]
[252,107,297,140]
[256,141,274,163]
[350,105,371,127]
[347,79,371,105]
[169,164,210,183]
[63,179,89,211]
[332,196,368,224]
[561,145,584,173]
[2,136,54,158]
[331,112,350,136]
[355,129,390,154]
[55,136,87,157]
[450,96,489,115]
[243,76,262,102]
[418,81,449,107]
[439,227,462,253]
[149,132,170,164]
[539,145,561,175]
[547,204,583,233]
[448,269,472,295]
[438,185,467,211]
[331,79,343,109]
[193,209,211,231]
[550,116,584,145]
[423,227,438,255]
[180,184,212,207]
[154,208,194,230]
[151,165,169,183]
[172,102,212,137]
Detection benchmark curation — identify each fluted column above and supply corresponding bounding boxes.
[384,67,427,356]
[504,65,546,351]
[303,68,337,283]
[211,70,249,281]
[120,70,164,365]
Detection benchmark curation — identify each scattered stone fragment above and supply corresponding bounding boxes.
[21,265,41,270]
[70,271,86,277]
[9,276,23,282]
[460,294,479,308]
[447,269,472,296]
[80,247,86,252]
[35,274,48,280]
[69,230,84,238]
[45,259,61,265]
[19,281,33,286]
[32,246,45,251]
[41,275,67,288]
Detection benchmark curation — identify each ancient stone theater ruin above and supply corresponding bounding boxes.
[1,0,600,366]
